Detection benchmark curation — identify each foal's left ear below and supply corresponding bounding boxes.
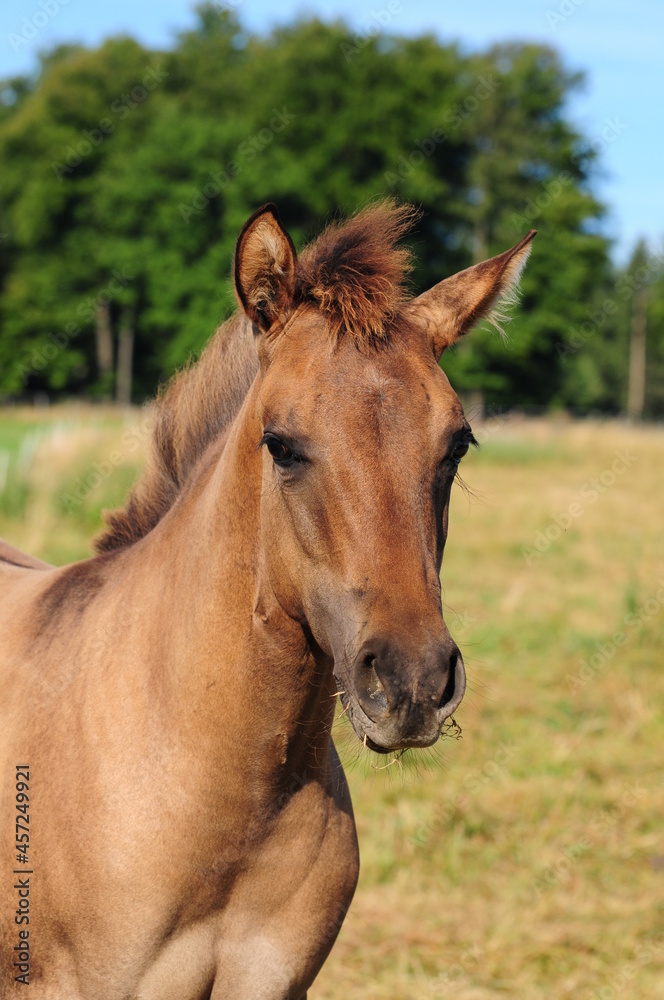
[411,230,537,360]
[233,203,297,333]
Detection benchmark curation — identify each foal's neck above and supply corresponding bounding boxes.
[147,376,337,787]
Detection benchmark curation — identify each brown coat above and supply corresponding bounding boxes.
[0,202,534,998]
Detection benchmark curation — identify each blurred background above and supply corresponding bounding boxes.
[1,2,663,998]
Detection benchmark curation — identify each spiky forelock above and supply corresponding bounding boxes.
[295,200,419,345]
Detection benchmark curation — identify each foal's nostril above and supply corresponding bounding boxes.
[363,655,387,705]
[437,646,466,722]
[439,649,458,708]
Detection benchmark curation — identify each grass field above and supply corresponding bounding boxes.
[1,407,663,998]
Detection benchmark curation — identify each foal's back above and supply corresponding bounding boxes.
[0,541,54,679]
[0,539,51,573]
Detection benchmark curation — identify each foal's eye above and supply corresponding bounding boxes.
[449,431,477,467]
[451,439,470,465]
[262,434,297,467]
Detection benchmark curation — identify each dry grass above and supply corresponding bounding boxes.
[1,408,663,998]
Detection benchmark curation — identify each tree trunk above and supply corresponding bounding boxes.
[467,388,485,421]
[95,301,114,379]
[474,216,489,264]
[116,308,134,406]
[627,284,647,421]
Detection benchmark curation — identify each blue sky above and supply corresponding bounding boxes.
[1,0,661,263]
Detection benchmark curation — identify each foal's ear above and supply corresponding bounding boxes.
[411,230,537,359]
[233,203,297,333]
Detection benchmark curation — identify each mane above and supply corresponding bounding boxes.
[94,312,259,554]
[95,200,418,554]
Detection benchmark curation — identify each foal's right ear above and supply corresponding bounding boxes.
[233,204,297,333]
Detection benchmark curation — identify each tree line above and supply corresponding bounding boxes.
[0,3,662,416]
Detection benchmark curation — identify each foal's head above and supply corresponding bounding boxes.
[234,203,534,753]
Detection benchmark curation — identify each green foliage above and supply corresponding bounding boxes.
[631,242,664,418]
[0,4,661,414]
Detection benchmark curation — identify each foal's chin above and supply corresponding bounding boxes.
[336,689,447,756]
[342,696,439,754]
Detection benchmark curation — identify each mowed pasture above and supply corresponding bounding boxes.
[1,407,662,999]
